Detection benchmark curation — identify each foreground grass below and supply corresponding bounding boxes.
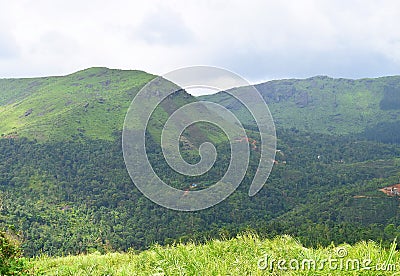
[30,234,399,275]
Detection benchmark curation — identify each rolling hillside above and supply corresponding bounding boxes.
[2,70,400,142]
[0,67,155,141]
[201,75,400,141]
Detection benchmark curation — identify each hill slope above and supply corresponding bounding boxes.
[201,75,400,140]
[3,71,400,141]
[0,67,155,141]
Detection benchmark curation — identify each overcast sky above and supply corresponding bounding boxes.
[0,0,399,84]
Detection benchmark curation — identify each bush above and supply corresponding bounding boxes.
[0,230,27,275]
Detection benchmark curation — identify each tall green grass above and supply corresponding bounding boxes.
[30,234,399,275]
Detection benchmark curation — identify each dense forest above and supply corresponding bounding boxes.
[1,127,399,257]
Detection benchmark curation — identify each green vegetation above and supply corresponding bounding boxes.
[1,69,400,273]
[1,129,399,258]
[0,230,28,275]
[2,70,400,142]
[0,68,155,141]
[30,234,399,275]
[201,75,400,137]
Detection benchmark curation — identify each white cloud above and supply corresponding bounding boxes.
[0,0,399,81]
[0,31,19,59]
[134,6,193,45]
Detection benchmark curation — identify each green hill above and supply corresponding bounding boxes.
[0,67,155,141]
[201,75,400,140]
[2,70,400,142]
[0,67,228,147]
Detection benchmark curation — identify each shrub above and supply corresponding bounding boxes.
[0,230,27,275]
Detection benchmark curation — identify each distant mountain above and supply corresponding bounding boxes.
[201,75,400,142]
[3,70,399,142]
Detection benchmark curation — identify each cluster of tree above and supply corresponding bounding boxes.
[362,121,400,144]
[1,127,400,257]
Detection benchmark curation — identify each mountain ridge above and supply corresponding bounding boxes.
[1,68,400,141]
[201,74,400,139]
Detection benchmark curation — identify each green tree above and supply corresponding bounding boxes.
[0,230,27,275]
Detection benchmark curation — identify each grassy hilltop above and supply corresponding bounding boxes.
[0,67,155,141]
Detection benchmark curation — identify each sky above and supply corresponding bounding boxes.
[0,0,400,87]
